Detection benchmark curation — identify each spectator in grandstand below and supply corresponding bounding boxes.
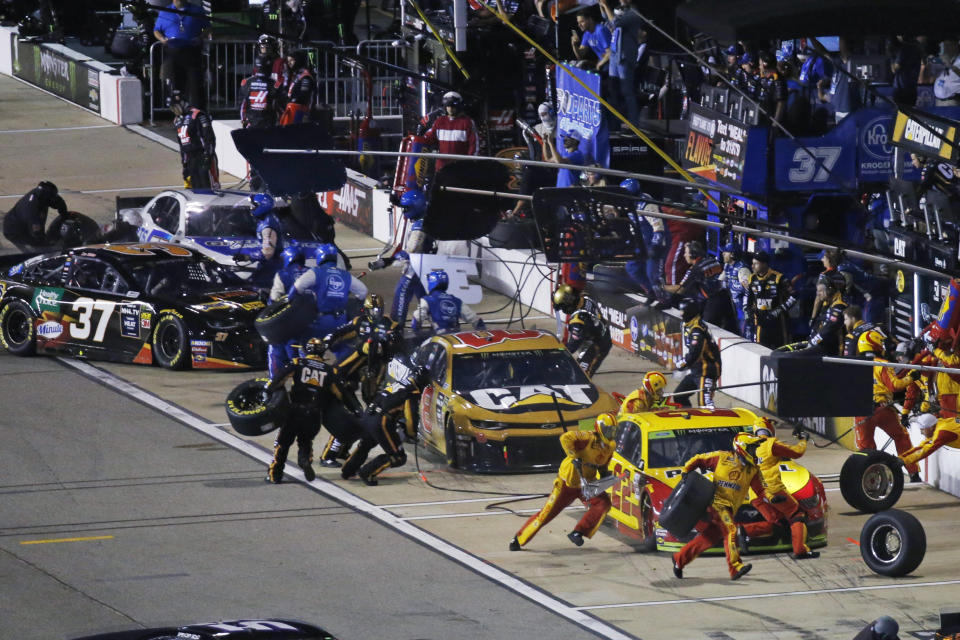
[570,8,611,72]
[153,0,210,109]
[544,129,585,188]
[934,37,960,106]
[732,52,760,99]
[890,35,923,107]
[825,36,863,121]
[757,51,787,133]
[598,0,644,125]
[422,91,480,172]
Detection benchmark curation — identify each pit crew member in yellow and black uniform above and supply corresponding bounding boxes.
[672,433,764,580]
[673,298,721,409]
[744,250,796,349]
[510,413,617,551]
[842,305,879,358]
[339,366,430,486]
[620,371,668,413]
[553,284,612,376]
[805,271,848,356]
[263,338,354,484]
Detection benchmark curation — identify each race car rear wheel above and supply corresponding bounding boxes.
[658,471,716,538]
[255,294,316,345]
[840,450,904,513]
[0,299,37,356]
[152,313,190,370]
[225,377,290,437]
[860,509,926,577]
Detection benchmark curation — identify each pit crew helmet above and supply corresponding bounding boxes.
[281,246,304,268]
[165,89,189,114]
[255,54,272,75]
[620,178,641,194]
[37,181,58,198]
[410,365,431,388]
[642,371,667,398]
[537,102,556,127]
[314,243,338,265]
[426,268,449,293]
[250,193,275,218]
[871,616,899,640]
[399,188,427,218]
[304,337,326,358]
[364,293,384,320]
[442,91,463,107]
[552,284,582,314]
[257,34,277,50]
[732,432,762,465]
[857,327,887,359]
[754,417,775,438]
[594,412,617,445]
[678,297,703,323]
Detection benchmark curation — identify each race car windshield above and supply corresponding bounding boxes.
[647,426,749,470]
[185,205,257,237]
[129,258,243,296]
[451,349,589,391]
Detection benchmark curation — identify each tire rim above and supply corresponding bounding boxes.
[4,308,31,346]
[861,462,895,502]
[236,388,267,412]
[157,323,181,360]
[868,523,903,565]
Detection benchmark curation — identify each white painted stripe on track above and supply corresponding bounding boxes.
[0,124,117,134]
[382,494,544,508]
[125,124,180,151]
[57,358,637,640]
[574,579,960,610]
[342,247,384,253]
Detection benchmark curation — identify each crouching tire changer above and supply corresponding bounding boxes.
[509,413,616,551]
[553,284,611,377]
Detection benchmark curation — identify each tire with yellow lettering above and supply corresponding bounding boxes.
[255,294,316,344]
[225,377,290,436]
[152,313,190,370]
[0,299,37,356]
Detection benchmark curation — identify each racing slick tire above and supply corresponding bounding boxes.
[225,377,290,436]
[860,509,926,577]
[255,294,316,344]
[636,490,658,553]
[152,313,190,370]
[840,450,904,513]
[444,418,459,468]
[0,299,37,356]
[659,470,716,538]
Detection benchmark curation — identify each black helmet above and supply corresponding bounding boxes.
[36,181,58,198]
[255,54,272,76]
[410,365,431,388]
[166,89,189,112]
[59,219,84,248]
[678,297,703,323]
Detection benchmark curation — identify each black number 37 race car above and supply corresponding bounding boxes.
[0,243,267,370]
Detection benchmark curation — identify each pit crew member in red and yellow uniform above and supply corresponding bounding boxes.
[672,433,763,580]
[930,335,960,418]
[741,420,819,559]
[620,371,668,413]
[901,412,960,467]
[553,284,611,376]
[854,327,922,482]
[509,413,616,551]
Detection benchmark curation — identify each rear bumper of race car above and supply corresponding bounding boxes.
[451,433,565,473]
[651,511,827,555]
[193,333,267,369]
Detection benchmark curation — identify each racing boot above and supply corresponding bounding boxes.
[731,563,752,580]
[671,555,683,579]
[319,436,343,468]
[568,531,584,547]
[266,445,287,484]
[509,536,521,551]
[296,442,316,482]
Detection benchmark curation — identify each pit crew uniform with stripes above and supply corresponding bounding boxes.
[674,316,722,408]
[901,417,960,466]
[421,114,480,171]
[745,268,796,349]
[854,357,921,475]
[564,296,612,376]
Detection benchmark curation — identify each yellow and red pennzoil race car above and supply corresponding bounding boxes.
[606,407,828,553]
[401,328,619,472]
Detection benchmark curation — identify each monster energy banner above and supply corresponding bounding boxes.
[12,40,100,112]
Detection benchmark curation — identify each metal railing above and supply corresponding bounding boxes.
[147,39,405,124]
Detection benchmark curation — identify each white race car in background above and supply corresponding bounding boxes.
[114,189,338,273]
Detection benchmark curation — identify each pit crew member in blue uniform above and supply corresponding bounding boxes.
[720,242,749,334]
[266,246,309,377]
[412,268,485,334]
[619,178,654,295]
[234,193,284,288]
[389,188,434,326]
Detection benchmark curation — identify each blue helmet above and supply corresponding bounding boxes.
[426,268,449,293]
[314,243,338,265]
[620,178,641,195]
[721,242,738,253]
[400,188,427,218]
[281,245,304,268]
[250,193,274,218]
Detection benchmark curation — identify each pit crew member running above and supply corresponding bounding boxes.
[553,284,612,376]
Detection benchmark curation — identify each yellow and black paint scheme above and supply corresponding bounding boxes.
[404,328,618,472]
[0,243,266,370]
[605,406,828,554]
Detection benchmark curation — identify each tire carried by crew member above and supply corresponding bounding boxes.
[839,449,905,513]
[225,377,291,436]
[859,508,926,577]
[659,470,716,537]
[255,293,317,344]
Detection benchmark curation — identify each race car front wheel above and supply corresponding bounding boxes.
[0,299,37,356]
[444,418,459,469]
[225,377,290,437]
[152,313,190,370]
[860,509,926,576]
[840,450,904,513]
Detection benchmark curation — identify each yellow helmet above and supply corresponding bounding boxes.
[642,371,667,397]
[304,337,326,358]
[364,293,384,320]
[754,417,775,438]
[732,432,762,465]
[857,328,886,359]
[552,284,581,314]
[594,412,617,445]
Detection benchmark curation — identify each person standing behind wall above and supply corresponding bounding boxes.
[153,0,210,109]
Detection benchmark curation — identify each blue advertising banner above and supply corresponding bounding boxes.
[555,65,610,169]
[774,126,857,192]
[852,109,920,182]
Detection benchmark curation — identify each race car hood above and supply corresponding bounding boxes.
[459,384,600,415]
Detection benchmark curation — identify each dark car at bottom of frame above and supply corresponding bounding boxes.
[70,618,336,640]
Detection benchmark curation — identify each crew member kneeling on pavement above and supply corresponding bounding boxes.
[234,193,284,288]
[553,284,612,376]
[510,413,617,551]
[169,90,219,189]
[3,181,68,251]
[854,327,922,482]
[672,433,763,580]
[266,246,308,377]
[340,365,431,485]
[412,268,485,334]
[900,411,960,469]
[673,298,721,409]
[740,420,820,559]
[620,371,667,413]
[264,337,353,484]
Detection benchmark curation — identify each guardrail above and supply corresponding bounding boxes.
[146,39,404,125]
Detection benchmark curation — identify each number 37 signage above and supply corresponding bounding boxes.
[774,134,856,192]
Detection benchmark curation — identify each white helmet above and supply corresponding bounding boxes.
[442,91,463,107]
[911,413,938,431]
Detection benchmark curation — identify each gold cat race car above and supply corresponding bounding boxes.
[401,329,619,472]
[605,407,828,553]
